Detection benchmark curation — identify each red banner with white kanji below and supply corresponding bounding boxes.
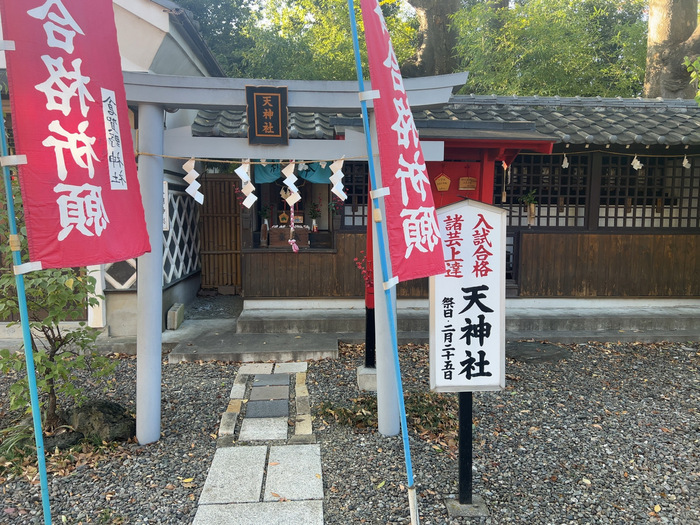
[0,0,150,268]
[360,0,444,282]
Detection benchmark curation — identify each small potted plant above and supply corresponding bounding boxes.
[308,199,321,232]
[328,195,343,230]
[259,204,271,245]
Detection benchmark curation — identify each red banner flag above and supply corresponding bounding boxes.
[360,0,444,282]
[0,0,150,268]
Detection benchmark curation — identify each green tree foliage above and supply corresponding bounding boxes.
[0,174,114,430]
[684,56,700,104]
[175,0,256,77]
[240,0,417,80]
[452,0,648,97]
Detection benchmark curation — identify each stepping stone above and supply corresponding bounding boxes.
[246,399,289,418]
[193,500,323,525]
[274,362,308,374]
[198,446,267,504]
[264,444,323,501]
[239,363,273,375]
[253,374,290,386]
[249,385,289,401]
[238,417,288,441]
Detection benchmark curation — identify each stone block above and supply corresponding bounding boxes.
[357,365,377,392]
[274,362,308,374]
[198,446,267,504]
[239,363,273,375]
[246,400,289,418]
[253,373,290,386]
[238,417,288,441]
[227,399,243,413]
[192,501,323,525]
[249,385,289,401]
[293,414,312,436]
[218,412,237,436]
[444,494,490,518]
[166,303,185,330]
[264,445,323,501]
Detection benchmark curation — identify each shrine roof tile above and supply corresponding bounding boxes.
[191,95,700,147]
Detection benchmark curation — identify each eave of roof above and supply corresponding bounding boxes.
[192,95,700,148]
[446,95,700,147]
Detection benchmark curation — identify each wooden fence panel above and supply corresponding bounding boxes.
[199,175,241,291]
[519,233,699,297]
[241,232,434,299]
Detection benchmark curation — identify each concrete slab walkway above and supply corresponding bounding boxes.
[192,361,323,525]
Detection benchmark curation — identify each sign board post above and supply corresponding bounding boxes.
[429,199,507,505]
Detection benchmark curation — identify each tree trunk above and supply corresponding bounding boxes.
[644,0,700,98]
[403,0,461,77]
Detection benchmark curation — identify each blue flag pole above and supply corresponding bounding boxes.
[0,111,53,525]
[347,2,419,523]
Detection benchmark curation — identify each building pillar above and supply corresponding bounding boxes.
[87,264,106,328]
[136,103,164,445]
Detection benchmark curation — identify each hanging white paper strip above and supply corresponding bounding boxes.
[181,157,204,205]
[234,164,250,182]
[330,158,344,173]
[331,185,347,200]
[182,158,195,173]
[282,162,296,177]
[242,193,258,208]
[285,192,301,206]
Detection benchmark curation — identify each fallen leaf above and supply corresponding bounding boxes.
[376,480,385,489]
[181,477,194,483]
[315,473,321,479]
[269,462,280,466]
[654,504,661,512]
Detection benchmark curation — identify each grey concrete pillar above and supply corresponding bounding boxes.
[136,103,164,445]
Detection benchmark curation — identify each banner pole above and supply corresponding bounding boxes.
[0,112,52,524]
[347,2,419,523]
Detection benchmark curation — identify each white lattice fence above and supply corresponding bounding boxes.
[104,189,201,290]
[163,190,201,286]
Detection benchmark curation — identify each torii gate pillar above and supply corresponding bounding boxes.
[136,103,164,444]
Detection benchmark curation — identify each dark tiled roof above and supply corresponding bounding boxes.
[444,95,700,146]
[192,95,700,147]
[192,109,357,140]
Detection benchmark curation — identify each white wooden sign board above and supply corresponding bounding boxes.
[429,199,507,392]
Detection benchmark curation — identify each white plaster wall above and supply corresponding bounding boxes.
[114,2,167,72]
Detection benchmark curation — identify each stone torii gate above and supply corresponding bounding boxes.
[123,71,469,444]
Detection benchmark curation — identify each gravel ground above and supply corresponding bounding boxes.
[0,356,236,524]
[312,340,700,525]
[0,336,698,524]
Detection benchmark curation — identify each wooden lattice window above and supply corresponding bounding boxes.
[341,162,369,230]
[494,154,588,228]
[598,156,700,229]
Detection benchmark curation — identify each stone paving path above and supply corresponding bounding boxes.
[192,362,323,525]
